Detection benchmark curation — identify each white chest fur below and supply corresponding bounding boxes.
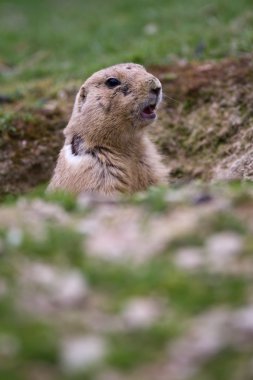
[64,144,85,166]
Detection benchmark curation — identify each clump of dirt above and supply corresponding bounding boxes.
[0,107,66,198]
[1,55,253,197]
[150,54,253,182]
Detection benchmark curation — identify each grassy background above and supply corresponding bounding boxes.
[0,0,253,86]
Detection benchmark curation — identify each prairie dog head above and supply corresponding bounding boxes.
[65,63,162,147]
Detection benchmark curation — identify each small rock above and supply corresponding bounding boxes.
[143,23,158,35]
[60,335,107,373]
[205,232,243,269]
[6,227,23,246]
[24,263,88,307]
[166,309,230,380]
[121,297,163,329]
[174,247,204,270]
[30,199,70,224]
[56,270,88,306]
[232,306,253,338]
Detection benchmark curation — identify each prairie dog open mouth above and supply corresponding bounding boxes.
[141,100,158,120]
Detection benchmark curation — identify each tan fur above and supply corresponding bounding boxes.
[48,63,167,195]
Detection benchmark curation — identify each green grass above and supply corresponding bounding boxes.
[0,182,253,378]
[108,320,179,371]
[195,349,251,380]
[0,0,253,89]
[84,257,248,313]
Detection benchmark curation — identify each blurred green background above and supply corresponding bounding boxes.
[0,0,253,84]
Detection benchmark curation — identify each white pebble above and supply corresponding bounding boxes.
[121,298,162,329]
[57,271,88,305]
[6,227,23,246]
[232,306,253,335]
[166,309,229,380]
[28,263,88,306]
[143,23,158,35]
[174,247,204,270]
[205,232,243,269]
[60,335,107,373]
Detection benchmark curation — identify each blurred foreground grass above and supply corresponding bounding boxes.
[1,182,253,379]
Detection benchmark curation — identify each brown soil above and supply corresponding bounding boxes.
[0,107,66,198]
[150,54,253,182]
[1,54,253,197]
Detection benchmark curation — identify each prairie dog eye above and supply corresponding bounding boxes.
[105,77,121,88]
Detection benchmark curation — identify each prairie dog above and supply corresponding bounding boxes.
[48,63,167,195]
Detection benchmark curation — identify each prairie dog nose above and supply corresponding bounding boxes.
[151,86,161,96]
[149,76,162,96]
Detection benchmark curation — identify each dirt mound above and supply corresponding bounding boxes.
[150,54,253,182]
[1,55,253,197]
[0,107,66,198]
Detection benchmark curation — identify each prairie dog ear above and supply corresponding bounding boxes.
[76,85,87,112]
[63,85,86,139]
